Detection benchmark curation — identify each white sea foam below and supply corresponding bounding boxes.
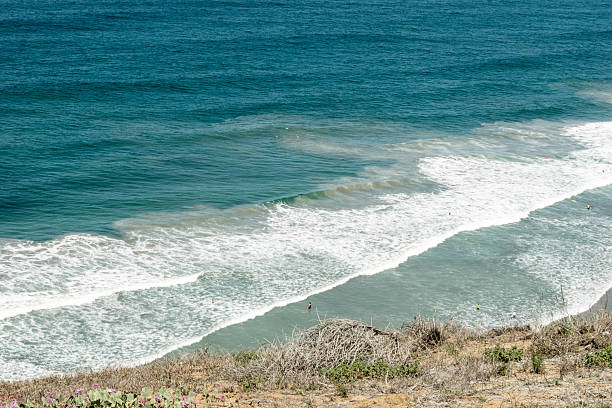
[1,119,611,380]
[0,234,202,320]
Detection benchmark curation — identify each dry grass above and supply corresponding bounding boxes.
[401,315,470,350]
[2,313,612,407]
[532,311,612,357]
[0,350,228,402]
[227,318,413,389]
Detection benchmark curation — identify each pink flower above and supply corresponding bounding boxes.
[75,388,84,395]
[47,398,55,404]
[93,384,100,389]
[181,402,189,407]
[58,403,66,407]
[10,401,17,408]
[107,388,116,393]
[219,395,225,401]
[154,397,161,403]
[45,393,53,397]
[84,398,90,403]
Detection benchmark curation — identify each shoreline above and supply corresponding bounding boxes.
[582,284,612,316]
[2,303,611,408]
[3,286,610,385]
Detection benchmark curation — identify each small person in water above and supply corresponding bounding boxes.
[587,203,591,210]
[476,304,480,311]
[307,302,312,312]
[512,311,516,319]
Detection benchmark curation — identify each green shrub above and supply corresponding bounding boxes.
[484,346,524,363]
[532,353,544,374]
[584,345,612,368]
[323,359,418,383]
[495,363,509,376]
[333,382,348,398]
[234,350,259,365]
[557,322,575,336]
[8,386,196,408]
[239,377,261,392]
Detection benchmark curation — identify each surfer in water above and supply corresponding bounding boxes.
[307,302,312,312]
[587,203,591,210]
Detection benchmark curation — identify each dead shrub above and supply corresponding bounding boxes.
[533,313,612,357]
[227,318,413,389]
[401,316,467,351]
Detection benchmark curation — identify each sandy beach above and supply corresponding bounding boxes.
[586,286,612,314]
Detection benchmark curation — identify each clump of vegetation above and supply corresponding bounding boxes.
[531,353,544,374]
[238,376,261,392]
[484,346,524,363]
[323,359,418,383]
[402,316,466,350]
[532,313,612,357]
[483,345,524,376]
[234,351,259,365]
[584,345,612,368]
[2,386,196,408]
[229,318,414,389]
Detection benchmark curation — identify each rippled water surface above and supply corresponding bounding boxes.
[1,0,611,380]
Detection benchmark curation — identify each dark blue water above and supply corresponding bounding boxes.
[2,0,611,240]
[1,0,612,380]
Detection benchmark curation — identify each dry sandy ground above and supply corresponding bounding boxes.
[193,326,612,408]
[194,369,612,408]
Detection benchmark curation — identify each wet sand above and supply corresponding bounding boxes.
[581,286,612,317]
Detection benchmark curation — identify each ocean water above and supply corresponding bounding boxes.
[1,0,611,380]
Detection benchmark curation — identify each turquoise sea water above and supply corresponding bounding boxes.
[1,0,611,380]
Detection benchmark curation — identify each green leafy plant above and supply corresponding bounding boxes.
[532,353,544,374]
[9,386,196,408]
[495,363,509,376]
[323,359,418,383]
[484,346,524,363]
[234,351,259,365]
[239,377,261,392]
[333,381,348,398]
[584,345,612,368]
[558,322,575,336]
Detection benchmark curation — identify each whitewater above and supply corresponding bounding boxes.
[1,119,611,380]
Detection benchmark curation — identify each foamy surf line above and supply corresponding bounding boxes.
[556,284,612,325]
[1,120,611,380]
[132,190,611,367]
[133,120,612,362]
[0,273,201,321]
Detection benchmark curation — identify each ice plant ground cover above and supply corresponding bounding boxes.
[0,386,229,408]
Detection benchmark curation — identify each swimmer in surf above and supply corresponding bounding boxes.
[307,302,312,312]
